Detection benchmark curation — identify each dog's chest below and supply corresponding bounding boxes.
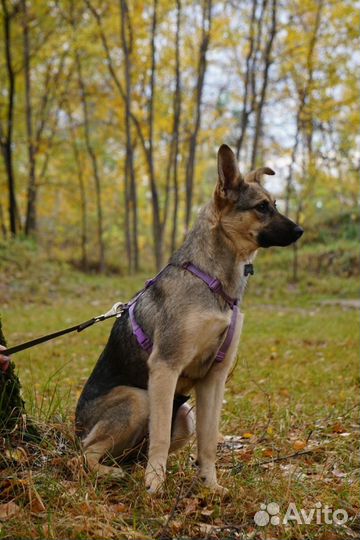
[175,325,230,393]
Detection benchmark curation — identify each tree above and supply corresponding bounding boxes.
[76,51,106,273]
[22,0,37,235]
[120,0,139,272]
[0,0,20,235]
[0,0,358,272]
[184,0,212,233]
[234,0,277,168]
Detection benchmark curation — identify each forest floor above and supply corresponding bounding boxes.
[0,240,359,539]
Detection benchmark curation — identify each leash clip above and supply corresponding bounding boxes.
[99,301,126,321]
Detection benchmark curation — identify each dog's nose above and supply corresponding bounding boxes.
[293,226,304,239]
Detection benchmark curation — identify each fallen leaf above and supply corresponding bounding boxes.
[198,523,216,535]
[243,432,254,439]
[171,520,182,533]
[30,487,46,514]
[0,501,21,520]
[332,423,346,434]
[263,448,274,458]
[293,440,307,451]
[332,467,347,478]
[201,508,214,517]
[183,497,199,516]
[4,447,28,463]
[239,450,253,462]
[109,502,128,514]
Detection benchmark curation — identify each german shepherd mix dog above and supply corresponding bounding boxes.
[75,144,303,494]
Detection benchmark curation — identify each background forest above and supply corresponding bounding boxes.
[0,1,359,539]
[1,0,359,273]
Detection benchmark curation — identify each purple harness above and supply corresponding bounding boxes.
[128,263,240,363]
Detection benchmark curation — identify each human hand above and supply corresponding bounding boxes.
[0,345,10,373]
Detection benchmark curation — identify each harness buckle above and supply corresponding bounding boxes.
[209,278,222,295]
[215,350,226,362]
[138,334,153,353]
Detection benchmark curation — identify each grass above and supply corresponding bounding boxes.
[0,238,359,539]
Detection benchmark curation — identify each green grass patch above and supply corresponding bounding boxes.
[0,240,359,539]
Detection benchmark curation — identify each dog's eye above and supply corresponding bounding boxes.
[255,201,269,213]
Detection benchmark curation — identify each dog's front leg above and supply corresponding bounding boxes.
[195,369,229,495]
[145,354,179,493]
[195,312,244,495]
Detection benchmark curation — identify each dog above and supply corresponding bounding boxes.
[75,144,303,494]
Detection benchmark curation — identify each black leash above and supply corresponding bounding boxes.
[2,302,126,356]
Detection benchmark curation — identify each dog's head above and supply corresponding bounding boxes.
[213,144,303,253]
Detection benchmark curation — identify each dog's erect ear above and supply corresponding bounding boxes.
[245,167,275,184]
[216,145,244,201]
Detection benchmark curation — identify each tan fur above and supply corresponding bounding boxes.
[77,144,302,495]
[83,385,195,478]
[145,311,244,493]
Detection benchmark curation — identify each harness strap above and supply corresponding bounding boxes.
[182,262,237,308]
[214,304,239,362]
[129,263,241,362]
[128,301,153,353]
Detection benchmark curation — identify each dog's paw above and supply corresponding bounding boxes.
[145,465,165,494]
[199,475,229,497]
[201,480,229,498]
[95,464,125,480]
[107,467,126,481]
[210,483,229,497]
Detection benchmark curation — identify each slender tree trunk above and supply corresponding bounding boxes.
[170,0,182,254]
[124,153,132,272]
[22,0,37,236]
[147,0,162,269]
[285,0,323,215]
[0,202,7,238]
[68,110,88,270]
[74,143,88,271]
[1,0,19,235]
[235,0,257,160]
[120,0,138,272]
[76,53,105,273]
[250,0,277,168]
[86,0,163,269]
[161,0,182,255]
[184,0,212,233]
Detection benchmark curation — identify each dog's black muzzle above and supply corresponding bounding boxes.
[257,214,304,248]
